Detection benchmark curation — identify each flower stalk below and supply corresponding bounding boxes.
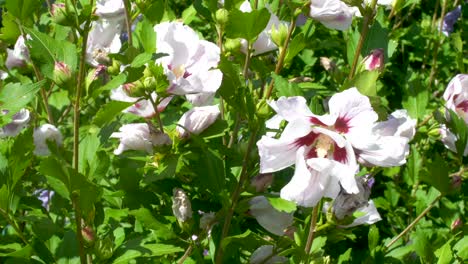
[304,205,319,256]
[123,0,133,47]
[348,0,378,80]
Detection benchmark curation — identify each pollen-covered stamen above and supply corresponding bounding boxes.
[315,134,334,158]
[168,64,191,79]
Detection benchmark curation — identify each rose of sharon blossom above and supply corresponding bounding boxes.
[6,35,30,70]
[177,105,220,138]
[239,1,289,55]
[110,123,171,155]
[96,0,125,18]
[440,74,468,155]
[154,22,222,96]
[249,196,294,236]
[309,0,359,31]
[110,85,172,118]
[0,109,30,137]
[362,49,385,72]
[441,5,462,37]
[33,124,63,156]
[172,188,192,222]
[250,245,288,264]
[86,17,124,66]
[257,88,412,206]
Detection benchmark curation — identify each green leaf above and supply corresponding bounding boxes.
[368,225,380,251]
[221,230,251,249]
[272,73,303,97]
[225,8,270,42]
[92,101,133,127]
[141,0,165,23]
[144,154,179,183]
[266,196,297,213]
[112,243,183,264]
[6,0,41,21]
[403,145,421,186]
[135,18,156,53]
[343,70,379,96]
[421,154,450,194]
[435,239,453,264]
[0,185,9,210]
[338,248,352,263]
[453,236,468,260]
[92,74,127,97]
[0,81,46,122]
[192,148,225,193]
[310,236,327,254]
[284,33,306,67]
[129,208,175,240]
[130,53,154,68]
[402,75,428,119]
[446,109,468,158]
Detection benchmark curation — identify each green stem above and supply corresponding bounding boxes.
[428,0,447,91]
[72,193,87,264]
[348,0,378,79]
[148,95,165,133]
[304,205,319,256]
[177,244,193,264]
[215,129,257,263]
[0,208,29,245]
[264,16,297,99]
[385,194,442,249]
[123,0,133,47]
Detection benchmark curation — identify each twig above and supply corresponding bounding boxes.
[177,244,193,264]
[123,0,133,47]
[264,16,297,99]
[215,130,257,263]
[72,193,87,264]
[385,194,442,249]
[348,0,378,80]
[304,206,319,255]
[428,0,448,91]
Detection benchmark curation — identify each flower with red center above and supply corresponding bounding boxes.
[258,88,413,206]
[440,74,468,155]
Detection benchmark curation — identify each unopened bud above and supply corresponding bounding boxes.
[362,49,385,72]
[107,60,122,75]
[122,81,146,98]
[172,188,192,222]
[215,9,229,27]
[451,175,462,191]
[51,3,74,26]
[451,218,462,231]
[255,99,270,119]
[53,62,73,88]
[428,128,441,137]
[143,76,156,90]
[81,226,95,247]
[94,236,113,260]
[224,38,241,53]
[270,23,288,48]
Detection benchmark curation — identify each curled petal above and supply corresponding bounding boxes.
[176,105,220,137]
[249,196,294,236]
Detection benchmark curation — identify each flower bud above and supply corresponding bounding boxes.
[270,23,288,48]
[53,62,73,88]
[122,81,146,98]
[51,3,74,26]
[320,57,337,72]
[224,38,241,53]
[215,8,229,27]
[451,218,462,231]
[177,105,220,138]
[362,49,385,72]
[199,211,216,231]
[172,188,192,222]
[255,99,270,119]
[81,226,95,247]
[94,236,113,260]
[451,175,462,191]
[107,59,122,75]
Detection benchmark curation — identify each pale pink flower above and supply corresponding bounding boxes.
[309,0,360,31]
[176,105,220,138]
[110,123,171,155]
[154,22,222,95]
[0,109,30,138]
[86,17,124,66]
[362,48,384,72]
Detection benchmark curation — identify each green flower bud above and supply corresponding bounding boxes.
[224,38,241,53]
[123,81,146,98]
[51,3,75,26]
[107,60,122,75]
[428,128,441,138]
[53,62,73,88]
[270,23,289,48]
[255,99,270,119]
[94,236,114,260]
[215,9,229,27]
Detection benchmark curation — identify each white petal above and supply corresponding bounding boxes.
[341,200,382,227]
[372,109,416,140]
[250,245,288,264]
[33,124,63,156]
[249,196,294,236]
[354,134,410,167]
[0,109,30,138]
[176,105,220,137]
[268,96,313,122]
[309,0,358,31]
